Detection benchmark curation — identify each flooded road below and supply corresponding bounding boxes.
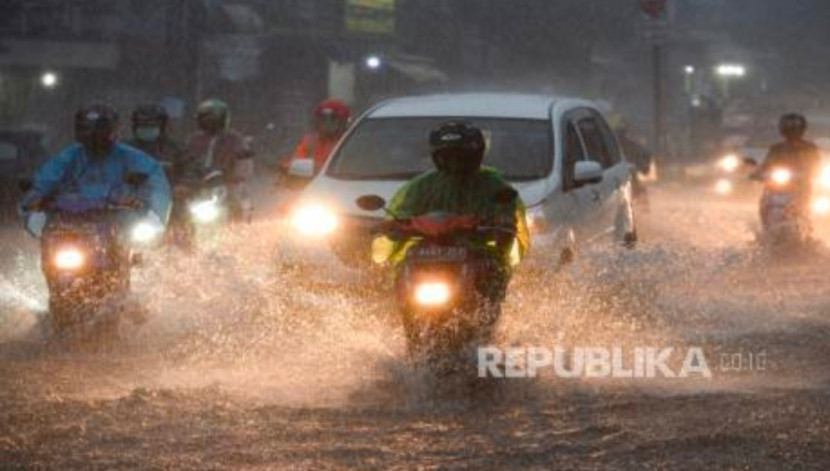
[2,184,830,470]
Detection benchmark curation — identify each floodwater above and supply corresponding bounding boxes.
[1,182,830,470]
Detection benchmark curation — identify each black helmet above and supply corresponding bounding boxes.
[74,103,119,157]
[429,121,486,175]
[779,113,807,140]
[196,99,230,134]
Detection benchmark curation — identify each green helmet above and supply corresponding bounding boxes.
[196,99,231,133]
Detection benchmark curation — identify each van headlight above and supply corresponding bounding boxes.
[290,204,339,237]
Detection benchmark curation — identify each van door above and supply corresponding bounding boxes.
[576,113,621,238]
[560,113,606,240]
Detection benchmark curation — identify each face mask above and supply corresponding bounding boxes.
[135,126,161,142]
[318,117,343,138]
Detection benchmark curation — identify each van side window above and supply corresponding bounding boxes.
[563,121,586,191]
[578,118,613,168]
[594,114,622,165]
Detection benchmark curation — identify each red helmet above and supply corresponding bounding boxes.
[314,99,350,121]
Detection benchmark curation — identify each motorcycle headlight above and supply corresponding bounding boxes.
[813,196,830,215]
[131,220,162,244]
[719,154,741,173]
[771,168,793,186]
[414,281,452,307]
[189,198,221,224]
[290,204,339,237]
[54,247,85,271]
[714,178,733,195]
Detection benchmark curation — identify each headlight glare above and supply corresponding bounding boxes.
[290,204,339,236]
[414,281,452,306]
[132,221,162,244]
[190,198,221,224]
[54,247,85,270]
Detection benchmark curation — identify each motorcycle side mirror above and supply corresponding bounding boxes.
[288,159,315,179]
[18,178,33,193]
[492,187,519,205]
[356,195,387,212]
[124,172,149,186]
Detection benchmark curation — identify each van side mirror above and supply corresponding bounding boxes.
[356,195,387,212]
[574,160,604,185]
[288,159,315,179]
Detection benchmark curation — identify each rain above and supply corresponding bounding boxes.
[2,1,830,469]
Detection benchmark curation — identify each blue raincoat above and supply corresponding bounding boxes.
[23,142,171,224]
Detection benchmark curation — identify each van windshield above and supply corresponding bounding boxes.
[326,117,553,181]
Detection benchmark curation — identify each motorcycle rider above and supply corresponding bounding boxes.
[753,113,822,226]
[374,121,530,301]
[20,103,171,229]
[184,99,254,222]
[280,99,351,176]
[127,104,187,182]
[127,104,199,246]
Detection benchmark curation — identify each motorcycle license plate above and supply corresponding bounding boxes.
[409,245,469,262]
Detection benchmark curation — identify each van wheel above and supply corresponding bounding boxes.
[623,229,638,249]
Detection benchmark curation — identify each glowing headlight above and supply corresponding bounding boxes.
[719,154,741,173]
[771,168,793,186]
[132,221,162,244]
[714,178,733,195]
[290,204,339,236]
[819,166,830,190]
[414,282,452,307]
[813,196,830,215]
[54,247,85,270]
[190,198,221,224]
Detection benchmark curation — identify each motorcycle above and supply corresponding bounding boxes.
[22,173,160,338]
[170,169,229,249]
[356,190,518,370]
[754,166,813,250]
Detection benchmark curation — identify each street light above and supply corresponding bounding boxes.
[715,64,746,78]
[684,65,695,75]
[40,71,58,89]
[715,64,747,100]
[365,55,382,70]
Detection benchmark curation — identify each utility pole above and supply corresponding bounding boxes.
[640,0,668,158]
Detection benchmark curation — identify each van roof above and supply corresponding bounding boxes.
[367,93,576,120]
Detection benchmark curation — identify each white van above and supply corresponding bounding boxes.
[286,93,636,269]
